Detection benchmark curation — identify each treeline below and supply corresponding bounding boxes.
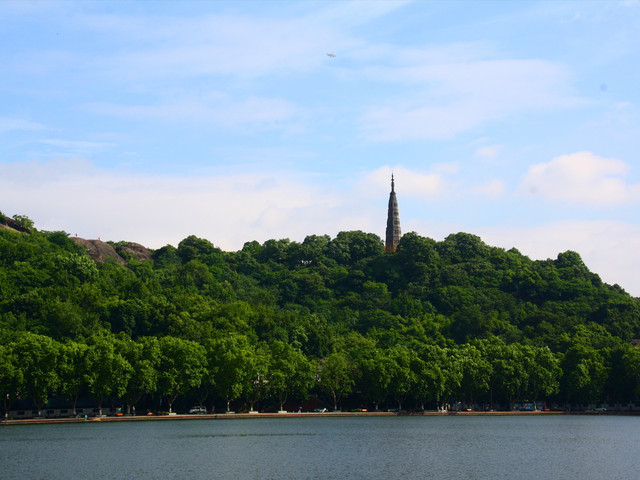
[1,217,640,413]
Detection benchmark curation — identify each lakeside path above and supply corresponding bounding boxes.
[0,409,590,426]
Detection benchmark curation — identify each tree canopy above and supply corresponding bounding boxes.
[1,220,639,414]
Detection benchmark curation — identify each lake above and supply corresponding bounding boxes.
[1,415,639,479]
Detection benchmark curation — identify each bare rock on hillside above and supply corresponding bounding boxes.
[116,242,153,262]
[72,237,126,265]
[0,223,20,233]
[0,215,30,233]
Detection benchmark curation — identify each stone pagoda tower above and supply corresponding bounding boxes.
[385,174,401,253]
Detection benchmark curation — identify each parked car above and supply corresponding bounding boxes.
[188,406,207,414]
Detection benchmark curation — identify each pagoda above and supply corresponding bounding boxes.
[385,174,401,253]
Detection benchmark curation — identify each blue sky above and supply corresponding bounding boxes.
[1,1,640,295]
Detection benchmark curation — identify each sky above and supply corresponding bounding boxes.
[1,0,640,295]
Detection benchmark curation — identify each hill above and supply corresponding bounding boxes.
[1,214,640,414]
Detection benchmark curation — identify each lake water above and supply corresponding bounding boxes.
[1,415,639,479]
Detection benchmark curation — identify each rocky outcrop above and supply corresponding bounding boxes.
[115,242,153,262]
[0,222,20,233]
[72,238,153,264]
[0,215,30,233]
[72,237,126,265]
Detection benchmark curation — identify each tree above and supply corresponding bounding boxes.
[605,345,640,403]
[0,339,22,417]
[258,238,293,265]
[293,234,331,267]
[412,344,450,410]
[177,235,220,264]
[153,244,182,269]
[475,339,526,407]
[318,352,356,411]
[522,345,561,404]
[560,344,609,406]
[58,340,90,414]
[157,336,206,413]
[12,214,35,231]
[266,340,314,412]
[451,343,491,406]
[328,231,384,265]
[11,332,60,411]
[357,347,393,411]
[386,345,416,411]
[245,343,271,412]
[85,334,132,414]
[207,334,255,412]
[396,232,439,285]
[121,336,160,414]
[437,232,490,264]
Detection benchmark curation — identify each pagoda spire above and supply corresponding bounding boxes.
[385,173,401,253]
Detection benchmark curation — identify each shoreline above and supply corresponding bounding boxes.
[2,409,632,426]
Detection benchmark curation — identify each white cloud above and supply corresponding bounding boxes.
[1,160,458,253]
[433,163,461,175]
[0,159,366,251]
[359,166,446,200]
[474,145,504,158]
[471,179,506,199]
[521,151,640,205]
[0,117,46,133]
[361,165,507,202]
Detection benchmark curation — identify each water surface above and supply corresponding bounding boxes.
[1,415,638,479]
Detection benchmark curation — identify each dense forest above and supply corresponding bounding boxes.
[2,212,640,416]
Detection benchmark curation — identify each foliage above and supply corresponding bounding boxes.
[1,225,639,413]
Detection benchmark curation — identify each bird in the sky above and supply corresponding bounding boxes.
[326,53,336,58]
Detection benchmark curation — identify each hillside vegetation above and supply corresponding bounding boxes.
[2,213,640,414]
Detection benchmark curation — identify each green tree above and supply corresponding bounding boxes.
[475,339,526,407]
[318,352,356,411]
[11,332,60,411]
[522,345,561,404]
[328,231,384,265]
[157,336,206,413]
[0,339,22,417]
[560,344,609,406]
[412,344,450,410]
[85,335,132,414]
[396,231,439,284]
[386,345,416,411]
[121,336,160,414]
[177,235,221,264]
[452,343,491,406]
[12,214,35,231]
[357,347,393,411]
[207,334,255,412]
[245,343,271,412]
[58,340,90,414]
[266,340,314,412]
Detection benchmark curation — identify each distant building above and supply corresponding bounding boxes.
[385,174,401,253]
